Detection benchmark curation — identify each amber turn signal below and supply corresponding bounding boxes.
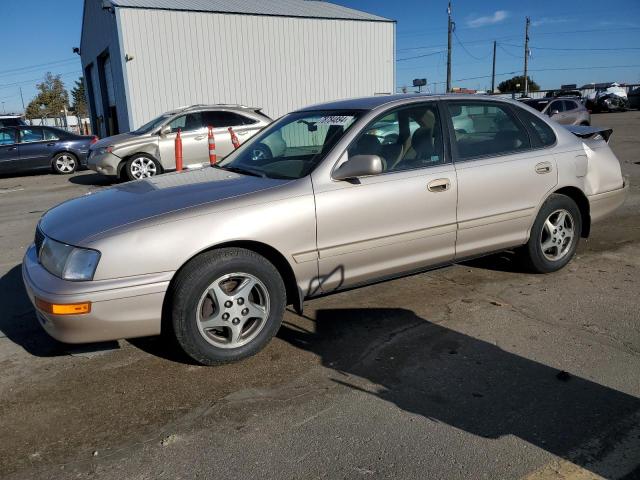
[35,298,91,315]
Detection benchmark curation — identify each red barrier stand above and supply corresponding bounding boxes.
[229,127,240,149]
[175,128,183,172]
[208,126,217,165]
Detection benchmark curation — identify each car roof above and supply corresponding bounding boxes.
[295,93,520,112]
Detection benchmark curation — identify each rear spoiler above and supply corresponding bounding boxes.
[564,125,613,143]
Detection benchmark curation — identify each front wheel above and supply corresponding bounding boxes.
[521,194,582,273]
[125,154,161,180]
[171,248,286,365]
[52,152,78,174]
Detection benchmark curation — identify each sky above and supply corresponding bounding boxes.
[2,0,640,113]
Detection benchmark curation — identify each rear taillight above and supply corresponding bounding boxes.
[90,136,99,144]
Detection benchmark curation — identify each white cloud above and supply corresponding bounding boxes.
[531,17,571,27]
[466,10,509,28]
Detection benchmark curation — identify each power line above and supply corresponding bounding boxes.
[397,50,446,62]
[0,70,82,90]
[454,30,492,61]
[0,58,78,77]
[501,42,640,52]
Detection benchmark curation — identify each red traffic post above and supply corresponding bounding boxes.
[208,126,217,165]
[175,128,183,172]
[229,127,240,150]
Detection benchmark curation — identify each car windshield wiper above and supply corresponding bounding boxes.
[213,164,266,178]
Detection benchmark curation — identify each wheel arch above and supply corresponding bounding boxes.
[162,240,302,334]
[551,186,591,237]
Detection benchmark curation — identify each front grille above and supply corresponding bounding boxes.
[34,226,45,257]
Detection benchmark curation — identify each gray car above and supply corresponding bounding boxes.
[88,105,277,180]
[23,94,627,365]
[522,97,591,126]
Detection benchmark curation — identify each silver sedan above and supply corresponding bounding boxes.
[23,94,627,365]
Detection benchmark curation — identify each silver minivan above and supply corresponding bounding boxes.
[88,105,279,180]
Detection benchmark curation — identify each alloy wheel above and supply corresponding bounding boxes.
[130,157,157,179]
[195,272,270,349]
[540,209,575,261]
[55,154,76,173]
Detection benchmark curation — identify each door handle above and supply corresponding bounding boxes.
[427,178,450,192]
[46,142,56,147]
[535,162,552,174]
[7,146,17,151]
[237,131,249,136]
[194,135,206,140]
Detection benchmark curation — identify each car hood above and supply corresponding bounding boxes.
[92,132,137,148]
[39,167,291,245]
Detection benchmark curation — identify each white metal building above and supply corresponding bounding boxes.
[80,0,395,137]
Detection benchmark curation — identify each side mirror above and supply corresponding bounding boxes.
[333,154,383,180]
[159,125,172,136]
[549,110,560,116]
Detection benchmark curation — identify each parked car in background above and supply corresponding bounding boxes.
[89,105,276,180]
[0,115,27,128]
[24,94,627,365]
[545,89,582,100]
[0,125,97,175]
[521,98,590,125]
[587,93,630,113]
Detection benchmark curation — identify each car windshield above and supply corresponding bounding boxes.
[133,113,174,135]
[522,100,550,112]
[216,110,363,179]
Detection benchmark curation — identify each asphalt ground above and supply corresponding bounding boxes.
[0,111,639,479]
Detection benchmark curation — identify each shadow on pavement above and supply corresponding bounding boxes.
[280,308,640,478]
[68,172,118,186]
[0,265,119,356]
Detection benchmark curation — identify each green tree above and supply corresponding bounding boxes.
[497,75,540,93]
[25,72,69,120]
[71,77,88,118]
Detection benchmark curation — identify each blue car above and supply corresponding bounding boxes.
[0,125,97,175]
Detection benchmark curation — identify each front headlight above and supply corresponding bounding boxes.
[39,237,100,281]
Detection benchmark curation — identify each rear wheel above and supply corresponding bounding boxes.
[52,152,78,174]
[171,248,286,365]
[522,194,582,273]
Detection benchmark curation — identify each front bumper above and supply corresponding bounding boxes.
[589,179,629,224]
[87,151,122,177]
[22,244,169,344]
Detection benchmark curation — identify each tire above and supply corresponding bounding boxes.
[125,154,161,180]
[522,194,582,273]
[51,152,78,174]
[171,248,286,365]
[250,143,272,161]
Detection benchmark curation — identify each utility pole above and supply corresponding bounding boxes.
[491,40,497,94]
[19,87,25,112]
[446,1,453,93]
[523,17,530,97]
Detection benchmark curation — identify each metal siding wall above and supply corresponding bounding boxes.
[119,9,394,128]
[80,0,131,133]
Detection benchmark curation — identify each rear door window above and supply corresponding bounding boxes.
[514,107,557,148]
[43,129,60,141]
[19,127,45,143]
[204,111,257,127]
[549,101,564,113]
[446,102,531,160]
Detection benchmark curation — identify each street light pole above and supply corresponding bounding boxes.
[446,1,453,93]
